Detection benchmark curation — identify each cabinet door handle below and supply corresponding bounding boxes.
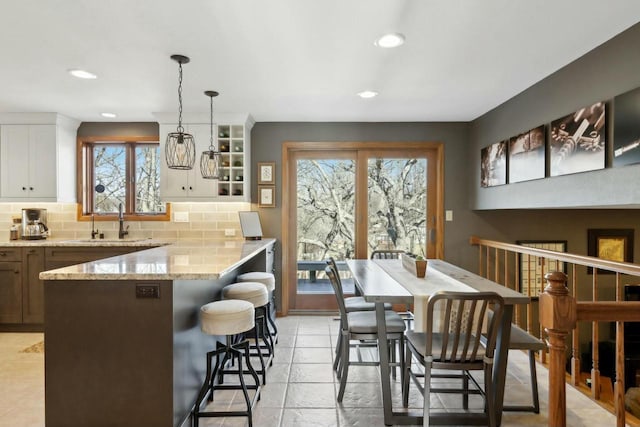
[0,252,6,257]
[15,269,19,274]
[22,187,26,191]
[189,186,193,190]
[182,186,186,191]
[27,249,36,254]
[29,187,34,191]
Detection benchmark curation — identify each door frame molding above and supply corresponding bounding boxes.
[281,141,444,315]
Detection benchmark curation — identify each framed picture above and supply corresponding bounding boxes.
[517,240,567,297]
[508,125,545,184]
[587,228,634,274]
[480,140,507,187]
[257,162,275,185]
[549,101,606,177]
[258,185,275,208]
[613,86,640,167]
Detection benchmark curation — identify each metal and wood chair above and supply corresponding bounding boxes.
[402,291,505,427]
[326,266,406,402]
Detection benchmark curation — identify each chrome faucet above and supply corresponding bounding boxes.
[118,203,129,239]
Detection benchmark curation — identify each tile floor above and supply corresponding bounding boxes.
[0,315,621,426]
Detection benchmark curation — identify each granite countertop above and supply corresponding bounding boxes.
[39,238,276,281]
[0,237,169,247]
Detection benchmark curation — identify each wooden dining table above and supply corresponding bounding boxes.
[346,258,530,426]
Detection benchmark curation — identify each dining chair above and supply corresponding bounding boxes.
[325,266,406,402]
[370,249,406,259]
[402,291,504,427]
[326,257,392,373]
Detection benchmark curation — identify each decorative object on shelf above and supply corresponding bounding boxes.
[234,146,242,152]
[516,240,567,296]
[480,140,507,187]
[587,228,634,274]
[218,188,228,196]
[222,175,229,181]
[233,189,243,196]
[234,160,242,167]
[400,253,427,278]
[200,90,221,179]
[550,101,606,177]
[235,175,243,181]
[258,185,275,208]
[165,55,196,170]
[258,162,275,185]
[220,143,229,152]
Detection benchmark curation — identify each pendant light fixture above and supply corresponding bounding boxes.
[200,90,221,179]
[165,54,196,170]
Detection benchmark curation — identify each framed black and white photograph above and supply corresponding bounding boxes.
[258,185,275,208]
[508,125,545,183]
[614,86,640,167]
[549,101,606,177]
[517,240,567,297]
[480,140,507,187]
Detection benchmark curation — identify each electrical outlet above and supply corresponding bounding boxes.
[174,212,189,223]
[225,229,236,237]
[135,284,160,299]
[445,210,453,221]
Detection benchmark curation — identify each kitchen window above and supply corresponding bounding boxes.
[78,136,170,220]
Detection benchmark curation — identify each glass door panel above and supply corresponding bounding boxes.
[293,152,356,309]
[367,158,427,258]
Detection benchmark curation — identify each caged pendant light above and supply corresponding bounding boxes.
[165,54,196,170]
[200,91,221,179]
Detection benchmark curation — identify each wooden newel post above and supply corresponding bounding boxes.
[539,271,577,427]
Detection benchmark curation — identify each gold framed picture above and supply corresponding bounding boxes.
[257,162,275,185]
[258,185,275,208]
[587,228,634,274]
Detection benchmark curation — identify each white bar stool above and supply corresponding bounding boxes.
[223,282,274,384]
[193,299,260,427]
[237,272,278,343]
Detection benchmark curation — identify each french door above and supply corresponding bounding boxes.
[282,142,443,313]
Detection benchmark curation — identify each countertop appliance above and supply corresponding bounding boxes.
[21,208,48,240]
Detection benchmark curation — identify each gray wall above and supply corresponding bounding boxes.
[250,122,472,302]
[470,22,640,209]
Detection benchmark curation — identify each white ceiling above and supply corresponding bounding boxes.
[1,1,639,123]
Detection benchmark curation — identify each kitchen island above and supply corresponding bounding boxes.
[40,238,276,427]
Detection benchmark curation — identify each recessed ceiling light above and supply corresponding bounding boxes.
[69,69,97,79]
[357,90,378,99]
[374,33,405,48]
[100,112,117,118]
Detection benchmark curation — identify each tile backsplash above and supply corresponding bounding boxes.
[0,202,251,240]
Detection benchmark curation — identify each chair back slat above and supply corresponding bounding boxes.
[370,249,405,260]
[325,265,349,330]
[426,291,504,364]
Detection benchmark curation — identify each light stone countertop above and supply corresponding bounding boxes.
[39,238,276,281]
[0,237,169,247]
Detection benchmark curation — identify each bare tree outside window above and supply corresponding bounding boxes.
[94,145,126,213]
[368,158,427,256]
[296,157,427,262]
[83,139,165,217]
[297,159,356,262]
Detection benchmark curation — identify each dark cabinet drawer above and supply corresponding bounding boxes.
[0,247,21,262]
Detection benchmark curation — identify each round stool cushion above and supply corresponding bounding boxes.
[237,272,276,292]
[223,282,269,307]
[201,300,254,336]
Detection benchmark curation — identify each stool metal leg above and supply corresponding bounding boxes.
[267,299,279,344]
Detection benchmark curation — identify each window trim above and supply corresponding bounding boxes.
[76,135,170,222]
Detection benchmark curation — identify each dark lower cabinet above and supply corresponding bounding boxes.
[0,245,157,329]
[0,260,22,323]
[22,247,45,324]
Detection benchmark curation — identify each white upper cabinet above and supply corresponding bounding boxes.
[155,113,253,202]
[0,114,79,202]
